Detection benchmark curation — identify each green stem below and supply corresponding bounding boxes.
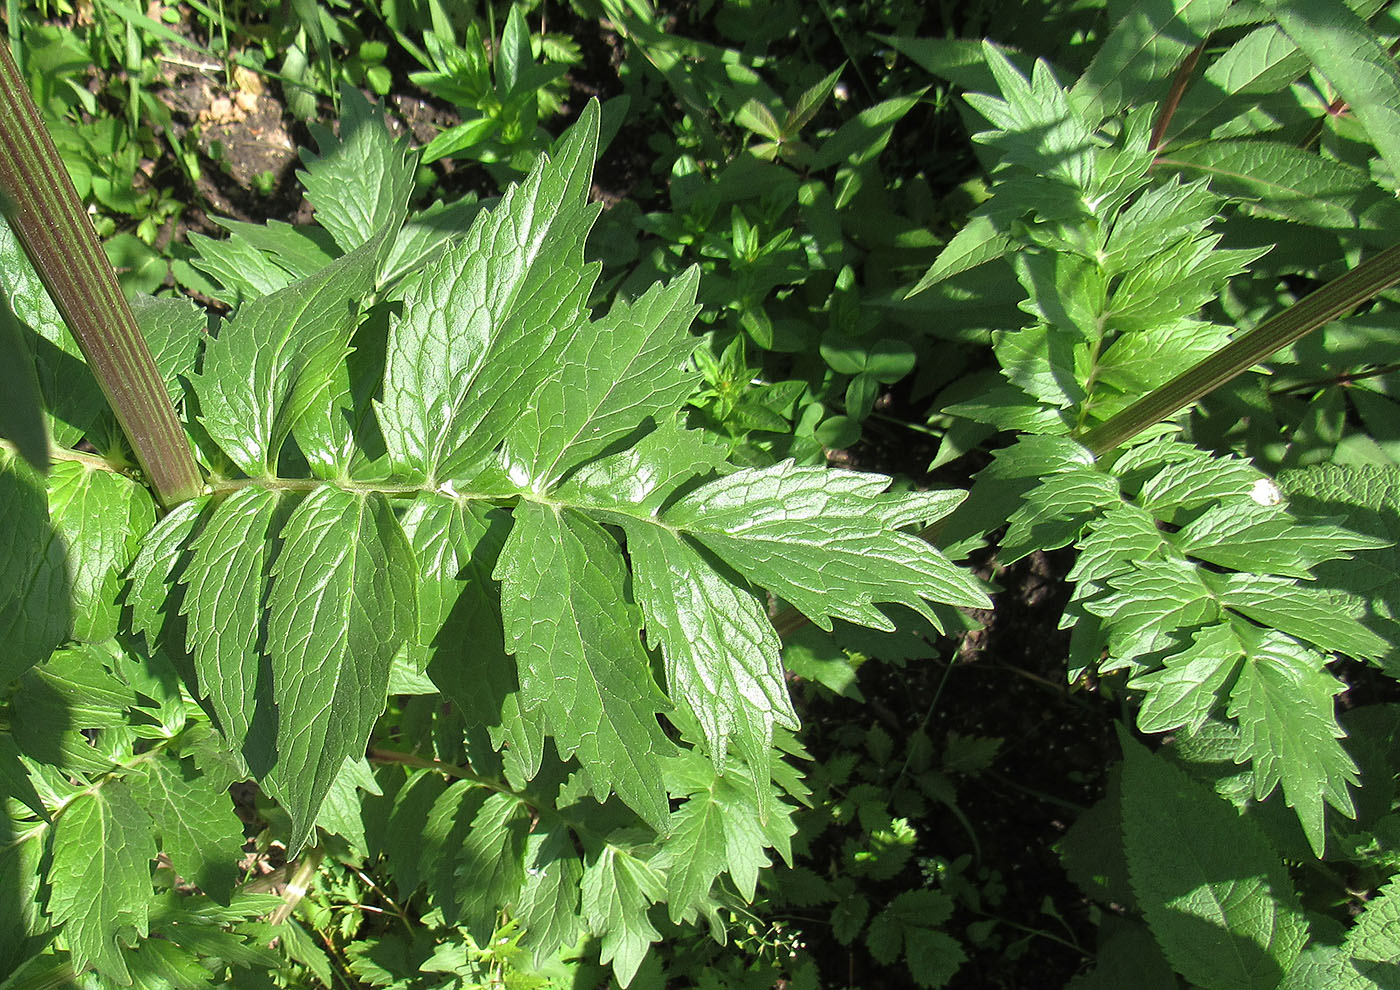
[1077,242,1400,456]
[0,37,204,507]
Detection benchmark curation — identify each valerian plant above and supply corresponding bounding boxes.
[904,3,1400,987]
[0,71,991,987]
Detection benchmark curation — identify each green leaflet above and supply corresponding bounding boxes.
[398,494,543,785]
[907,212,1011,294]
[965,44,1096,192]
[1120,734,1308,990]
[1001,466,1121,562]
[129,295,205,408]
[1279,463,1400,639]
[296,87,415,258]
[207,218,340,284]
[129,751,244,904]
[189,226,299,304]
[1159,141,1392,230]
[582,843,666,988]
[0,218,106,447]
[316,757,381,856]
[557,419,731,515]
[0,452,68,684]
[0,734,46,823]
[1137,448,1264,514]
[452,791,529,945]
[126,497,205,662]
[1261,0,1400,191]
[1131,623,1245,734]
[865,890,964,988]
[656,750,796,924]
[378,101,601,482]
[0,291,48,471]
[48,780,156,982]
[623,520,796,792]
[500,267,702,490]
[195,225,391,476]
[1216,572,1390,662]
[0,796,47,977]
[46,462,154,643]
[1071,0,1231,119]
[1340,877,1400,986]
[663,461,989,632]
[181,486,281,761]
[418,780,487,922]
[515,825,584,966]
[495,502,673,829]
[381,769,449,897]
[1176,501,1389,578]
[1164,22,1309,141]
[264,487,417,852]
[1226,631,1357,856]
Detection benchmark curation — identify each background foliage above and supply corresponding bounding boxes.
[5,1,1400,988]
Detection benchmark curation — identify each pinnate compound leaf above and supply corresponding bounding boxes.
[1226,632,1357,856]
[1120,734,1307,990]
[624,520,796,788]
[130,752,243,904]
[298,88,415,256]
[265,488,417,852]
[196,226,389,475]
[46,462,154,643]
[496,503,672,827]
[378,102,601,481]
[664,462,989,633]
[181,487,280,756]
[0,453,68,684]
[501,266,701,489]
[49,780,156,982]
[582,843,665,988]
